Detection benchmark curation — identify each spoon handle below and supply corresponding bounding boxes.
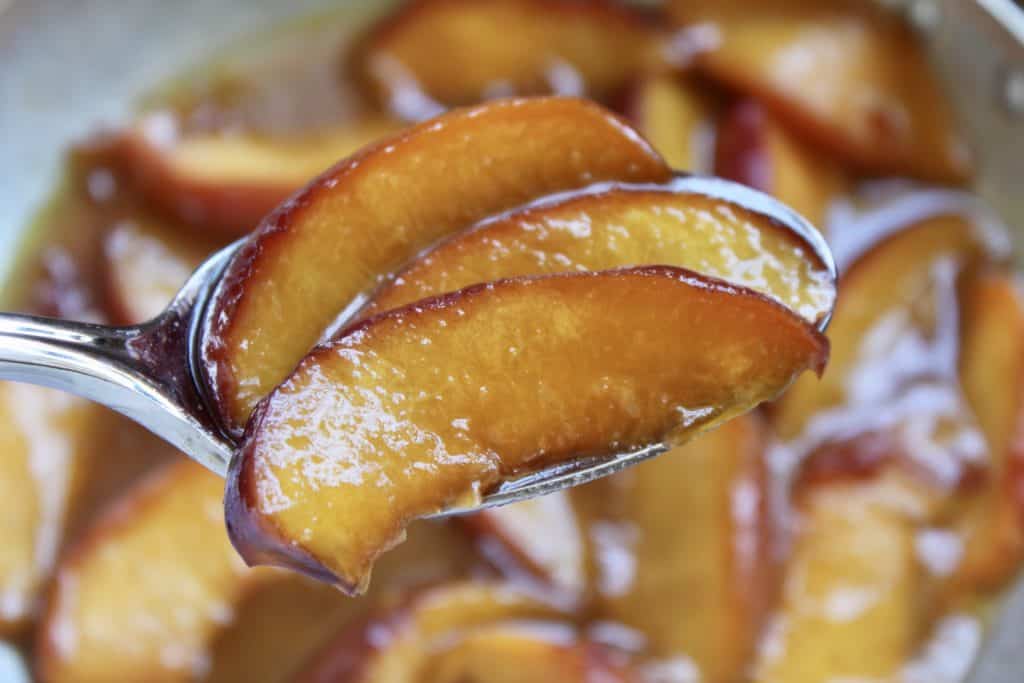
[0,312,232,476]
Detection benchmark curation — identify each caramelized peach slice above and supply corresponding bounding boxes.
[753,473,926,682]
[110,115,404,237]
[227,266,827,592]
[621,73,717,172]
[37,461,478,683]
[37,461,248,682]
[202,97,671,434]
[575,414,774,682]
[294,582,632,683]
[715,99,847,230]
[353,0,659,117]
[0,380,170,637]
[947,274,1024,595]
[670,0,970,182]
[0,385,100,633]
[360,179,834,325]
[103,214,214,325]
[772,214,992,490]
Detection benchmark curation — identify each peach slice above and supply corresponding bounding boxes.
[103,214,215,325]
[0,384,100,634]
[227,266,828,593]
[621,73,718,172]
[946,274,1024,596]
[715,98,847,230]
[109,115,404,237]
[37,461,247,683]
[0,386,160,636]
[294,582,633,683]
[202,97,671,434]
[352,0,659,117]
[359,179,835,326]
[753,472,926,682]
[669,0,971,183]
[37,461,478,683]
[574,414,774,682]
[771,213,992,490]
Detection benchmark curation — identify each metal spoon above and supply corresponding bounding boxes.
[0,176,835,516]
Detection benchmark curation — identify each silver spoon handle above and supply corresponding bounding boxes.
[0,312,231,476]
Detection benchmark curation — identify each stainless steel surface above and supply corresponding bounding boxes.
[0,174,837,514]
[0,0,1021,679]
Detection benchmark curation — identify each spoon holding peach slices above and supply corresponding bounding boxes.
[0,97,835,593]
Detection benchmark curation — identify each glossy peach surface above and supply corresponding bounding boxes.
[110,117,404,237]
[670,0,971,183]
[353,0,658,116]
[362,179,834,325]
[202,97,671,434]
[228,267,826,592]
